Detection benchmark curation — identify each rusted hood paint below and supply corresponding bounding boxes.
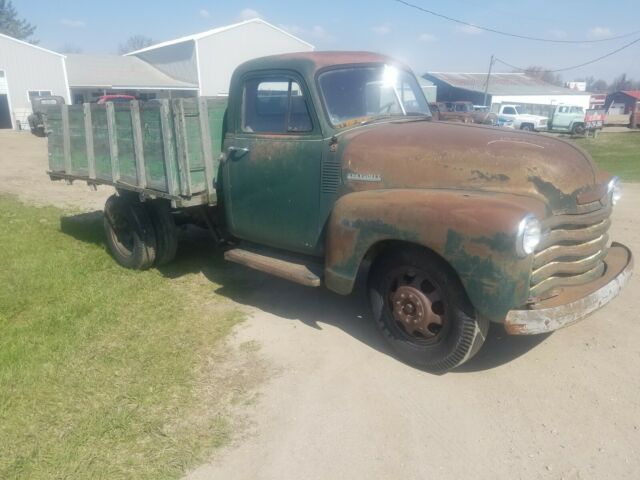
[340,121,602,213]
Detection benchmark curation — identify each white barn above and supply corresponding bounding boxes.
[0,33,70,129]
[127,18,314,96]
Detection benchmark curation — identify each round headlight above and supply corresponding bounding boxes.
[517,214,541,257]
[608,176,621,206]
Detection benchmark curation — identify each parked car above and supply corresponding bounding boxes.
[96,94,136,104]
[435,101,473,123]
[27,96,65,137]
[471,105,498,125]
[497,104,548,131]
[40,52,632,373]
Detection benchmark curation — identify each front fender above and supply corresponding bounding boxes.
[324,189,547,321]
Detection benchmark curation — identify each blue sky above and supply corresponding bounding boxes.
[16,0,640,81]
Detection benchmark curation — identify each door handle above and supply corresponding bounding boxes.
[227,146,250,160]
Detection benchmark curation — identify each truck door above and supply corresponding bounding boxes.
[553,106,571,129]
[222,74,323,255]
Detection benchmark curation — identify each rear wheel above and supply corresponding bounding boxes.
[146,200,178,266]
[103,194,157,270]
[368,247,489,373]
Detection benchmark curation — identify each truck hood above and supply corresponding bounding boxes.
[339,120,604,213]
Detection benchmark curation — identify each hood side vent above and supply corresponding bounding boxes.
[321,160,341,193]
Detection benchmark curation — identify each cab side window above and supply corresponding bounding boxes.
[502,107,516,115]
[242,78,312,134]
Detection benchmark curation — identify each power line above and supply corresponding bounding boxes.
[495,35,640,72]
[393,0,640,44]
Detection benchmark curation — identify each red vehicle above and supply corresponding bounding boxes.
[96,95,136,104]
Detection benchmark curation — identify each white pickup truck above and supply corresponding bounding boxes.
[497,104,548,131]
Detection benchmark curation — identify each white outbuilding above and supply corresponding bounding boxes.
[423,72,592,116]
[127,18,315,96]
[0,33,70,129]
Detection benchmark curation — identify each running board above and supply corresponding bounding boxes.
[224,247,322,287]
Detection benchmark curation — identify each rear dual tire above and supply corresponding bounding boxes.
[103,194,177,270]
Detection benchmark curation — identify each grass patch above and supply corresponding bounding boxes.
[0,196,244,479]
[572,132,640,182]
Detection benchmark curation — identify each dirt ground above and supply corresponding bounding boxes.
[1,131,638,480]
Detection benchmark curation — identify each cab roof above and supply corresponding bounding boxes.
[233,51,410,79]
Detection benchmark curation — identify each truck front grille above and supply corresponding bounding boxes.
[530,206,612,297]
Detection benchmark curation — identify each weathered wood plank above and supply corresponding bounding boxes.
[61,104,72,175]
[105,102,120,183]
[173,99,192,197]
[83,103,96,180]
[160,100,178,195]
[198,97,215,204]
[130,101,147,189]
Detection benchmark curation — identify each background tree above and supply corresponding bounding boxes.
[59,43,83,54]
[0,0,37,43]
[521,66,563,86]
[118,35,154,54]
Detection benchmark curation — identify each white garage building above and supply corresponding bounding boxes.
[127,18,314,96]
[0,33,70,129]
[0,18,313,130]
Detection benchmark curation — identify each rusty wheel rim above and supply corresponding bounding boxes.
[387,267,447,343]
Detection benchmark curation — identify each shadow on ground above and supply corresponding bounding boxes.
[60,211,550,373]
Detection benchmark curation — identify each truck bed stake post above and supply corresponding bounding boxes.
[106,102,121,183]
[160,99,178,196]
[83,103,96,180]
[198,97,216,205]
[131,100,147,189]
[61,103,72,175]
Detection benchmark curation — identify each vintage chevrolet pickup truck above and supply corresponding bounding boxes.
[42,51,633,373]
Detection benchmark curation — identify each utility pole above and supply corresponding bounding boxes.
[483,54,495,107]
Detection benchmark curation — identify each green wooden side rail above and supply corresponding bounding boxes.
[45,97,228,207]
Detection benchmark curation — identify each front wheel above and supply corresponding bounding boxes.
[520,124,534,131]
[572,123,586,135]
[368,247,489,373]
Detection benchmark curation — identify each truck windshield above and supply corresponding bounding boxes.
[318,65,431,128]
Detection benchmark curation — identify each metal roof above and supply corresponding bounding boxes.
[65,54,198,90]
[621,90,640,100]
[125,18,314,56]
[0,32,65,57]
[423,72,588,96]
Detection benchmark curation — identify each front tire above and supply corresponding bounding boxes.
[520,123,534,131]
[368,247,488,373]
[572,123,586,135]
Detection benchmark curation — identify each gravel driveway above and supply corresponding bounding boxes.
[2,130,638,480]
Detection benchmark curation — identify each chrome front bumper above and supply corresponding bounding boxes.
[504,242,633,335]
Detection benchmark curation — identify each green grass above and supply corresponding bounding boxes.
[572,132,640,182]
[0,196,244,479]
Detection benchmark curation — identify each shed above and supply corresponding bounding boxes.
[127,18,314,96]
[65,54,199,103]
[423,72,591,116]
[0,33,70,130]
[605,91,640,127]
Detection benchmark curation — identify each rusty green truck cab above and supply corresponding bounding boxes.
[221,52,632,336]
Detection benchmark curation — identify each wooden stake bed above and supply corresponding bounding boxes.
[45,97,228,207]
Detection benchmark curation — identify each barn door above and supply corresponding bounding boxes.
[0,95,11,129]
